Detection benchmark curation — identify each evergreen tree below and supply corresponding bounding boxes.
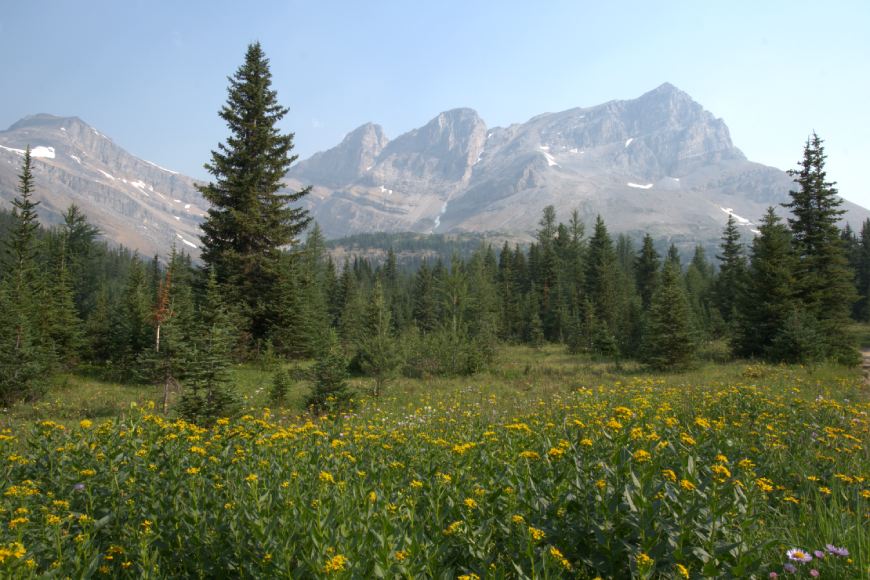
[306,329,351,413]
[714,214,747,325]
[666,243,681,268]
[684,246,715,340]
[584,216,619,351]
[84,285,116,365]
[269,368,294,406]
[733,208,796,358]
[177,272,238,424]
[635,234,660,310]
[0,286,48,404]
[358,281,402,397]
[119,260,153,372]
[46,233,84,367]
[4,147,40,288]
[0,147,52,401]
[198,42,311,345]
[641,261,695,370]
[782,133,857,362]
[853,219,870,321]
[61,204,100,313]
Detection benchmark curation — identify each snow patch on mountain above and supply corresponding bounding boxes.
[98,169,116,181]
[0,145,24,156]
[175,233,197,249]
[538,146,559,167]
[627,182,653,189]
[145,160,179,175]
[625,138,634,148]
[719,206,753,225]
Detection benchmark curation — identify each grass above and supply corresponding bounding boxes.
[3,344,867,429]
[1,345,867,577]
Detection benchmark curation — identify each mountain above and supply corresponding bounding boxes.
[287,83,870,245]
[2,85,868,258]
[0,114,205,256]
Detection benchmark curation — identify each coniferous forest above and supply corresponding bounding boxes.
[1,44,868,579]
[0,44,866,416]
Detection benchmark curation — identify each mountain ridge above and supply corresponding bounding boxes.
[1,83,868,257]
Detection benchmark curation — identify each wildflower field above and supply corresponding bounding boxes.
[1,350,868,578]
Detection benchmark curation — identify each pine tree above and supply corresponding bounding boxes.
[269,368,294,406]
[782,133,857,363]
[853,219,870,321]
[0,147,51,402]
[46,233,84,367]
[61,204,100,314]
[641,261,695,370]
[684,246,715,339]
[5,147,40,289]
[120,260,153,372]
[306,329,351,413]
[584,216,619,350]
[84,285,116,364]
[635,234,660,310]
[198,42,311,345]
[714,214,747,325]
[177,272,238,424]
[358,281,402,397]
[733,208,796,358]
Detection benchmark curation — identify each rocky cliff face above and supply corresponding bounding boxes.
[288,83,870,244]
[0,114,205,256]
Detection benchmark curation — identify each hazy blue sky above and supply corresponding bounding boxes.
[1,1,868,205]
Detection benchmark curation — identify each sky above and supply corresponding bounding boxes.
[1,0,868,206]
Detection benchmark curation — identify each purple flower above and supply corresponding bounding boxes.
[786,549,812,563]
[784,563,797,574]
[809,570,819,578]
[813,550,824,559]
[73,483,86,491]
[769,573,779,579]
[825,544,849,557]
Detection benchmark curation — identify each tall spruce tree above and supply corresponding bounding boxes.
[714,214,747,325]
[178,271,238,424]
[641,261,695,370]
[584,216,619,352]
[733,208,796,358]
[853,219,870,321]
[358,281,402,397]
[198,42,311,344]
[782,133,857,362]
[635,234,660,310]
[0,147,51,402]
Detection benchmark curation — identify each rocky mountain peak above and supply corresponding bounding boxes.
[375,108,487,185]
[0,114,205,257]
[292,122,388,187]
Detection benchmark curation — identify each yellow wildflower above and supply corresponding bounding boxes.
[323,554,348,573]
[632,449,651,463]
[636,552,654,567]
